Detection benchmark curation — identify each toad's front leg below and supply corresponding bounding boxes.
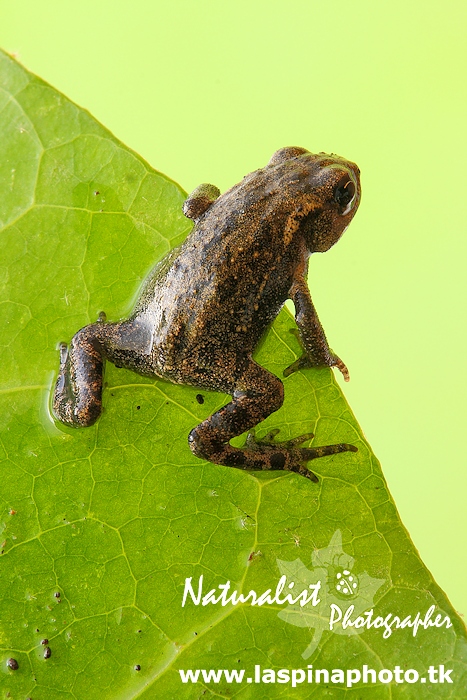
[53,322,109,427]
[284,276,349,381]
[188,359,356,481]
[53,317,152,427]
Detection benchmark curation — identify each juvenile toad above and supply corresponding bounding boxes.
[53,147,361,481]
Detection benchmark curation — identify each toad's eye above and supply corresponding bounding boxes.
[333,177,356,215]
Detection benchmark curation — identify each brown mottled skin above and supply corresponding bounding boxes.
[53,147,361,481]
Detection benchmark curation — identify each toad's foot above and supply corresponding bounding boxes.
[284,352,350,382]
[283,327,350,381]
[244,428,356,481]
[245,427,315,449]
[190,425,357,483]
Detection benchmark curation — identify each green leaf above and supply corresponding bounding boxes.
[277,530,387,659]
[1,48,466,699]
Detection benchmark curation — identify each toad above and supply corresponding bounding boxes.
[53,146,361,481]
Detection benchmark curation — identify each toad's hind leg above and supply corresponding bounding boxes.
[188,360,357,481]
[53,318,152,427]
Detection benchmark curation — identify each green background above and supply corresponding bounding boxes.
[1,0,466,624]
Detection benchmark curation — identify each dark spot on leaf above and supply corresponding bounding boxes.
[54,592,61,598]
[43,647,51,659]
[136,405,141,410]
[94,190,100,195]
[7,658,18,670]
[41,639,48,645]
[135,664,141,671]
[248,550,262,562]
[195,394,205,404]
